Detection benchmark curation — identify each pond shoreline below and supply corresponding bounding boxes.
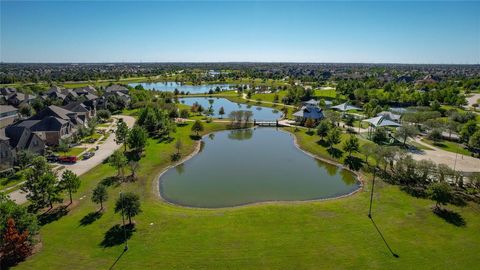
[153,127,364,210]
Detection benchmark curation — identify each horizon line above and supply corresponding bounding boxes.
[1,61,479,66]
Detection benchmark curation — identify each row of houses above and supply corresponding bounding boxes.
[0,84,131,171]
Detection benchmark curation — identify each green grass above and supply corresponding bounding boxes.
[56,147,86,157]
[97,123,111,128]
[0,171,25,191]
[14,123,480,269]
[421,139,471,156]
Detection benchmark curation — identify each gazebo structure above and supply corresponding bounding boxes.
[362,115,401,139]
[293,99,324,123]
[330,102,361,112]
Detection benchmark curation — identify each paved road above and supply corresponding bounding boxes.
[410,138,480,173]
[7,115,135,204]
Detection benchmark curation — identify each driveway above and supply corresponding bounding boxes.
[410,138,480,173]
[7,115,135,204]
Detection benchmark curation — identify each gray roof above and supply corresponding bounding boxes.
[105,84,128,92]
[0,105,18,114]
[293,106,324,120]
[0,87,16,95]
[363,115,401,128]
[331,102,361,112]
[377,111,401,121]
[304,99,320,106]
[62,102,88,113]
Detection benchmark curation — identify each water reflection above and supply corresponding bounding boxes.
[160,128,360,208]
[175,163,185,175]
[228,129,254,141]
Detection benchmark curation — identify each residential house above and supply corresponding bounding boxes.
[0,129,14,171]
[11,117,74,146]
[2,125,45,170]
[6,92,36,107]
[30,105,84,127]
[62,101,94,123]
[105,84,129,94]
[0,105,19,128]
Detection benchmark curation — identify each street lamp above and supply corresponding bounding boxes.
[119,192,128,252]
[368,167,377,219]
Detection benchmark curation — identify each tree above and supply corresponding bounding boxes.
[326,128,341,149]
[218,106,225,118]
[304,118,316,132]
[129,161,140,180]
[92,184,108,210]
[127,126,148,153]
[428,129,443,142]
[316,121,330,140]
[0,194,38,246]
[22,157,60,211]
[395,124,418,146]
[115,120,129,152]
[16,150,36,170]
[372,127,388,143]
[175,138,183,155]
[324,110,341,126]
[468,130,480,149]
[460,120,478,143]
[427,182,452,209]
[343,135,360,157]
[19,104,33,117]
[361,144,376,166]
[191,120,204,136]
[1,218,31,267]
[115,192,141,225]
[58,170,80,204]
[344,114,355,127]
[96,110,111,121]
[109,150,128,180]
[57,139,70,155]
[180,109,189,119]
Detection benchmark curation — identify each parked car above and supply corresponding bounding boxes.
[58,156,78,163]
[46,154,59,162]
[82,152,95,160]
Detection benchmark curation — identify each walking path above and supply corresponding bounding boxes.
[7,115,135,204]
[410,138,480,173]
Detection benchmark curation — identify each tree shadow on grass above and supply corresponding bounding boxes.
[100,224,135,248]
[316,139,328,147]
[343,156,363,171]
[433,207,466,227]
[79,211,103,226]
[189,135,202,141]
[100,176,121,187]
[327,147,343,159]
[158,136,174,144]
[400,186,428,198]
[38,206,68,226]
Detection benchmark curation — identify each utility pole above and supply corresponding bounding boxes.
[368,168,377,219]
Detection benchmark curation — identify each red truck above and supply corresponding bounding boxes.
[58,156,78,163]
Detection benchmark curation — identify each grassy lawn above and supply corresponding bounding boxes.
[421,139,471,156]
[81,133,102,143]
[97,123,111,128]
[56,147,86,157]
[0,171,25,191]
[14,123,480,269]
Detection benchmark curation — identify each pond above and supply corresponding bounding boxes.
[128,81,233,94]
[159,128,360,208]
[179,97,283,121]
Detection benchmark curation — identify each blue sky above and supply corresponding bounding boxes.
[1,1,479,64]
